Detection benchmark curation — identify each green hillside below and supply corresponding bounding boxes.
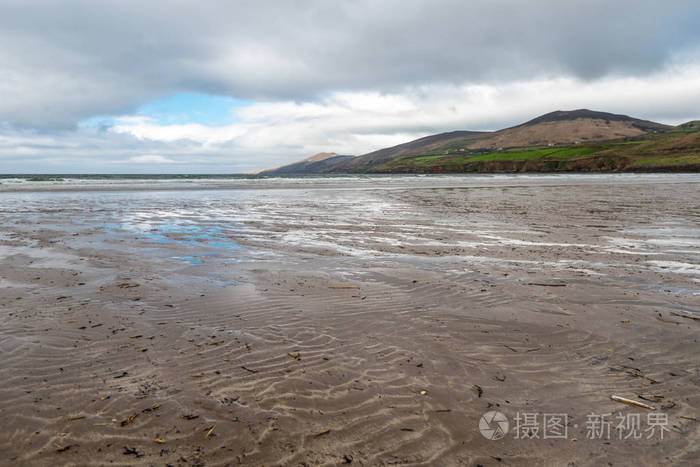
[369,125,700,173]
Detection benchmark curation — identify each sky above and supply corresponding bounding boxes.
[1,0,700,173]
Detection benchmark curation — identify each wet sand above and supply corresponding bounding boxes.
[0,175,698,465]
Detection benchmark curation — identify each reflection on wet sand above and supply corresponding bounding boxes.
[0,174,698,465]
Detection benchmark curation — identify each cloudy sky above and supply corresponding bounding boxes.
[1,0,700,173]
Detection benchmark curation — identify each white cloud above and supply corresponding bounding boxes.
[128,154,175,164]
[1,1,699,130]
[1,61,700,173]
[113,118,248,145]
[101,63,700,170]
[0,1,698,174]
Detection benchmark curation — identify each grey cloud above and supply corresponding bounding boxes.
[0,126,275,173]
[1,0,699,129]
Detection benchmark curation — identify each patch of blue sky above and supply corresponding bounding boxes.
[79,93,251,128]
[137,93,251,125]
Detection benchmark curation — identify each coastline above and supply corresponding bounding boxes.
[1,172,699,193]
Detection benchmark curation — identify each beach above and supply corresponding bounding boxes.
[0,174,698,465]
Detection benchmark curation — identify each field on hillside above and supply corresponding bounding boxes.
[372,126,700,173]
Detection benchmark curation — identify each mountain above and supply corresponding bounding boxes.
[249,109,699,174]
[258,152,355,175]
[335,130,490,172]
[464,109,671,150]
[519,109,669,130]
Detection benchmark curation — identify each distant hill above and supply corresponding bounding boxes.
[465,109,671,150]
[249,109,699,174]
[519,109,668,130]
[258,152,354,175]
[677,120,700,131]
[335,130,490,172]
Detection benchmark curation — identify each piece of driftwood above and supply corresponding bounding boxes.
[610,395,655,410]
